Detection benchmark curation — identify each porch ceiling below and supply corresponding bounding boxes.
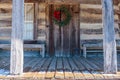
[46,0,119,5]
[0,0,119,5]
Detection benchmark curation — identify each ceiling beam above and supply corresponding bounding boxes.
[0,0,119,5]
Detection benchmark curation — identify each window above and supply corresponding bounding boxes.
[24,3,34,40]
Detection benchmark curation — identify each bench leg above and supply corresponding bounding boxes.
[40,45,45,57]
[83,46,87,58]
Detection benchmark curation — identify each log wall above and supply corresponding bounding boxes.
[0,2,12,40]
[0,2,120,44]
[37,3,46,41]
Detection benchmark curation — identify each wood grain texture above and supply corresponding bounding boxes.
[10,0,24,74]
[48,5,54,56]
[102,0,117,74]
[47,5,80,57]
[1,56,120,79]
[0,0,119,5]
[45,4,50,55]
[54,5,62,57]
[34,3,38,39]
[46,0,119,5]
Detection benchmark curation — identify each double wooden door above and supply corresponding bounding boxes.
[47,4,80,57]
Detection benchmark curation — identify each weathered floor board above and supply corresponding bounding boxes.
[72,57,85,70]
[45,57,57,79]
[55,57,64,79]
[76,57,94,71]
[31,58,46,72]
[40,58,52,71]
[87,57,103,70]
[91,71,105,79]
[83,57,101,70]
[0,57,10,70]
[63,58,74,79]
[23,58,38,72]
[83,71,95,79]
[0,56,120,79]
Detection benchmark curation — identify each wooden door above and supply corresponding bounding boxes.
[47,4,80,57]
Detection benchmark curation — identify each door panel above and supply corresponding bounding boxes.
[48,4,80,57]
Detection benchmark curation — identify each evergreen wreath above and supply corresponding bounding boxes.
[53,6,72,27]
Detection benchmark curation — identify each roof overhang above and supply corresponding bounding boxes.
[0,0,119,5]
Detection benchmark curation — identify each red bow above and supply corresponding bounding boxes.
[53,11,61,20]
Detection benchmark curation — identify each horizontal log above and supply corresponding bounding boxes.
[0,0,11,3]
[80,28,119,34]
[117,20,120,24]
[80,18,119,23]
[0,3,12,9]
[0,19,11,24]
[0,33,11,37]
[80,13,118,23]
[0,8,12,13]
[25,0,45,3]
[46,0,119,5]
[0,0,119,5]
[0,24,11,27]
[80,11,118,20]
[80,17,102,23]
[80,11,119,18]
[0,27,11,32]
[81,34,103,39]
[81,4,119,10]
[116,10,120,15]
[81,34,120,40]
[0,37,10,40]
[0,16,11,20]
[80,23,119,29]
[81,8,120,15]
[0,27,11,37]
[0,23,12,27]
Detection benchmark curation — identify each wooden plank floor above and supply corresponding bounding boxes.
[0,56,120,79]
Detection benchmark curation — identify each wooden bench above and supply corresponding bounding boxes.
[0,44,45,57]
[82,42,120,58]
[82,43,103,58]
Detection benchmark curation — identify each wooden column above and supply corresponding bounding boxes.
[10,0,24,75]
[102,0,117,74]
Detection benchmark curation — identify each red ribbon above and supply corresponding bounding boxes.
[53,11,61,20]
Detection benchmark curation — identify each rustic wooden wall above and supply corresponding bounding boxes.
[37,3,46,41]
[0,2,12,40]
[43,4,80,57]
[0,2,120,45]
[80,3,120,43]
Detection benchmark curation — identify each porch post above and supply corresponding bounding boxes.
[10,0,24,74]
[102,0,117,74]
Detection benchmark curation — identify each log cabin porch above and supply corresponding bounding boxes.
[0,55,120,79]
[1,0,120,79]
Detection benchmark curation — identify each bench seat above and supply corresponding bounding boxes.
[0,44,45,57]
[82,40,120,58]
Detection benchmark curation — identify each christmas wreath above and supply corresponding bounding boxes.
[53,6,72,27]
